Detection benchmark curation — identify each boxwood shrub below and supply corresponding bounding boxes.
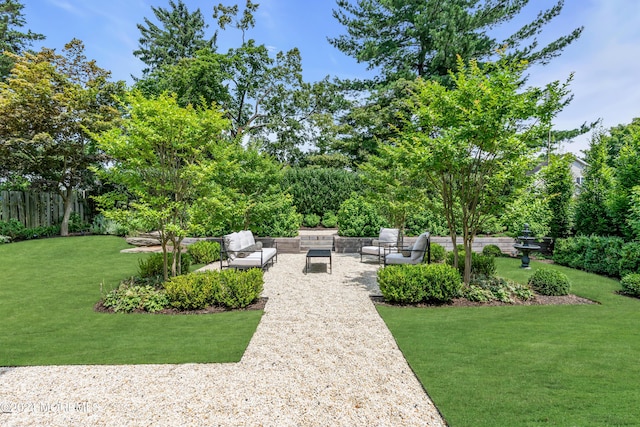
[337,194,385,237]
[429,243,446,263]
[620,273,640,297]
[528,268,571,296]
[446,251,496,278]
[377,263,461,304]
[187,240,221,264]
[164,268,263,310]
[482,244,503,257]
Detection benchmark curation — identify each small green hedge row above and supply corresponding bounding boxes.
[187,240,221,264]
[553,236,640,278]
[0,218,60,242]
[620,274,640,297]
[164,269,264,310]
[528,268,571,296]
[377,263,462,304]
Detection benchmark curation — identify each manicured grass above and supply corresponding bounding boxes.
[378,258,640,426]
[0,236,263,366]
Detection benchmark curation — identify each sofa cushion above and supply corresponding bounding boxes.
[411,233,430,261]
[378,227,399,244]
[236,242,263,258]
[239,230,255,248]
[401,244,414,257]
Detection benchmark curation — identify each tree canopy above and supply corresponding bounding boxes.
[393,56,571,282]
[0,39,124,235]
[330,0,582,84]
[133,0,213,75]
[0,0,45,79]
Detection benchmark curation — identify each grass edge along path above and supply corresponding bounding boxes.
[0,236,263,366]
[378,257,640,426]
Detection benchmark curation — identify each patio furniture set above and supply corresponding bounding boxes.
[215,228,430,273]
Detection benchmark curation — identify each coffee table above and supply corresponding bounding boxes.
[305,249,332,274]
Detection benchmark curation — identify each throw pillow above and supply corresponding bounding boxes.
[236,242,263,258]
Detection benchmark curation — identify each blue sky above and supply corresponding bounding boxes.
[23,0,640,155]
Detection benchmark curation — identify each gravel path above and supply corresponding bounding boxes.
[0,253,445,426]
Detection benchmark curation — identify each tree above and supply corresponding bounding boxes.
[542,153,575,239]
[395,56,570,283]
[0,39,124,235]
[135,1,344,164]
[330,0,582,84]
[573,131,615,236]
[93,91,230,280]
[133,0,213,75]
[0,0,44,79]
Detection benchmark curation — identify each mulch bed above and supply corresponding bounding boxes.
[371,293,597,308]
[94,297,268,315]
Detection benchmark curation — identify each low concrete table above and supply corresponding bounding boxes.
[305,249,332,274]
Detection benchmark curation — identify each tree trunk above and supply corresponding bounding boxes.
[59,187,74,237]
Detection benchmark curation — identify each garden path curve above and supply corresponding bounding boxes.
[0,253,445,426]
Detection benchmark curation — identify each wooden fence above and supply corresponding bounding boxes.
[0,190,87,228]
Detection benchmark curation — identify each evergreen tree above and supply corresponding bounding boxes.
[133,0,213,75]
[574,132,615,236]
[542,153,575,239]
[0,0,44,79]
[330,0,582,84]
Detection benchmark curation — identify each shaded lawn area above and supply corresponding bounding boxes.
[378,257,640,426]
[0,236,263,366]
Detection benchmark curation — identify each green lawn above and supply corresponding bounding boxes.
[0,236,263,366]
[378,258,640,426]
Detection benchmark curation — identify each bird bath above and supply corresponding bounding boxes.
[513,223,541,269]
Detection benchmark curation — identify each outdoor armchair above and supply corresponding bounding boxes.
[220,230,277,270]
[360,227,400,264]
[384,232,431,266]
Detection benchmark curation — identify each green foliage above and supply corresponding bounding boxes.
[574,132,615,236]
[218,268,264,309]
[281,167,363,216]
[0,40,124,236]
[465,276,534,303]
[393,56,570,283]
[90,214,128,236]
[247,193,302,237]
[138,253,191,279]
[620,274,640,297]
[94,90,229,279]
[163,269,263,310]
[163,271,222,310]
[187,240,221,264]
[528,268,571,296]
[447,251,497,278]
[321,211,338,228]
[429,243,446,263]
[378,263,462,304]
[303,213,321,228]
[330,0,581,84]
[553,236,625,277]
[0,0,45,79]
[0,219,60,241]
[619,242,640,277]
[405,208,449,237]
[103,282,169,313]
[482,244,503,257]
[499,184,552,238]
[542,153,575,239]
[337,194,385,237]
[133,0,212,75]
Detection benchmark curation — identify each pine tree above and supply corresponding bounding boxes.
[0,0,44,79]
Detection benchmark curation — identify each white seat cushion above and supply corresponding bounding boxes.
[361,245,384,256]
[228,247,277,268]
[385,253,421,265]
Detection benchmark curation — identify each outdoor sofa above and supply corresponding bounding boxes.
[360,227,400,264]
[220,230,277,270]
[384,232,431,266]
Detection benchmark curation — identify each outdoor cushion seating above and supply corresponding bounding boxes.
[360,227,400,263]
[220,230,277,270]
[384,232,431,266]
